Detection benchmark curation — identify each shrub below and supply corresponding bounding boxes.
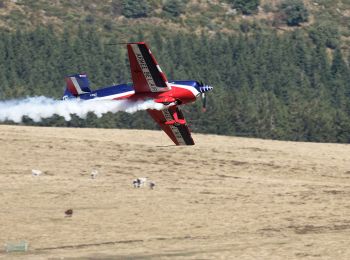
[122,0,149,18]
[262,3,274,13]
[279,0,309,26]
[229,0,260,15]
[111,0,122,16]
[85,15,95,24]
[163,0,187,17]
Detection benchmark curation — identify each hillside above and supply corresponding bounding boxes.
[0,0,349,48]
[0,125,350,259]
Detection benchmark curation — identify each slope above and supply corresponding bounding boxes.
[0,125,350,259]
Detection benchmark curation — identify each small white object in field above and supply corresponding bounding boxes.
[133,179,140,188]
[91,170,98,179]
[133,177,148,188]
[137,177,147,187]
[31,169,42,176]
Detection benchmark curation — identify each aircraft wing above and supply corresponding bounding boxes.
[127,42,171,93]
[147,106,195,146]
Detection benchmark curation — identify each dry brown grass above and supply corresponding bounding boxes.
[0,125,350,259]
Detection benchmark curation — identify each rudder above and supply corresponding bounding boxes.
[64,73,91,98]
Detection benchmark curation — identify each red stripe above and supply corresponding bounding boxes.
[112,93,134,100]
[64,77,78,96]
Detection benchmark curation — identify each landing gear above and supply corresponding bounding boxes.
[165,110,186,126]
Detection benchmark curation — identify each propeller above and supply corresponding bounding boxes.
[198,81,212,112]
[201,92,207,112]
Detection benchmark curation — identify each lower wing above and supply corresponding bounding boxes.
[147,106,195,146]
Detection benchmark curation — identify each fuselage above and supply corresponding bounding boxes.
[76,80,203,106]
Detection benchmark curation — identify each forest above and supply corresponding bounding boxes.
[0,24,349,143]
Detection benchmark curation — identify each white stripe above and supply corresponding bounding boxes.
[131,44,159,92]
[170,83,200,97]
[131,44,170,93]
[71,77,86,95]
[93,91,135,100]
[170,125,186,145]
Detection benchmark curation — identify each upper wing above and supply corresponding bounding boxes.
[147,106,195,146]
[127,42,171,93]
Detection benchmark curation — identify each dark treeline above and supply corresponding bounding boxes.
[0,26,349,143]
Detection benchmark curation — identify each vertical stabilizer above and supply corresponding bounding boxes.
[64,73,91,97]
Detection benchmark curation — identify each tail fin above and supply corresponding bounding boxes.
[63,73,91,98]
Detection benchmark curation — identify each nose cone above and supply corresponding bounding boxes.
[199,85,213,93]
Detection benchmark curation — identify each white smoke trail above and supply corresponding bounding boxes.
[0,96,167,123]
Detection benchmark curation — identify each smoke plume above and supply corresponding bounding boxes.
[0,96,166,123]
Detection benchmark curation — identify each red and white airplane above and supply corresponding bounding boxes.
[63,42,213,145]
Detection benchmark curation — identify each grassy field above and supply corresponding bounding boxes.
[0,125,350,259]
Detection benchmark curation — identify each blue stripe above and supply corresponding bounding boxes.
[79,83,135,100]
[170,80,198,87]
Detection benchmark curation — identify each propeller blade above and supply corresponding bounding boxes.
[201,93,207,112]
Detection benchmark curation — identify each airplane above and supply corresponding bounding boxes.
[63,42,213,145]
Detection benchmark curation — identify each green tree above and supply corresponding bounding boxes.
[309,21,340,49]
